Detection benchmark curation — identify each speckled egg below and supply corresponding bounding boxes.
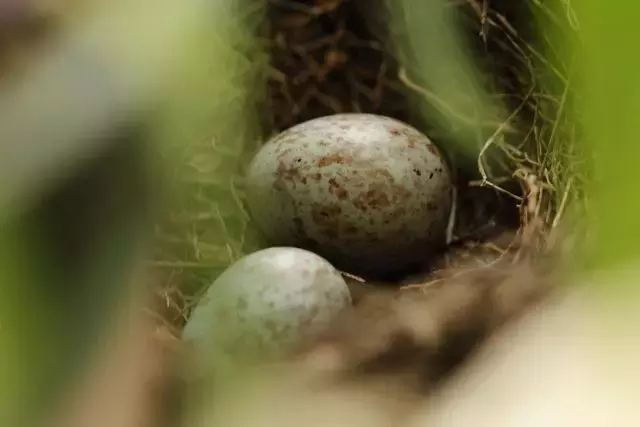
[182,247,351,372]
[244,113,454,278]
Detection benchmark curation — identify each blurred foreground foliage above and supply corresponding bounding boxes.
[580,0,640,276]
[0,0,266,425]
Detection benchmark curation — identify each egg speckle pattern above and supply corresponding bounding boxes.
[245,113,454,277]
[182,247,351,368]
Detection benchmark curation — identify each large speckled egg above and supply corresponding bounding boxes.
[244,113,453,278]
[182,247,351,374]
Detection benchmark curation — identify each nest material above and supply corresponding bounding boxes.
[296,258,555,388]
[265,0,413,132]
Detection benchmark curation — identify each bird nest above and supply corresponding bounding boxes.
[145,7,584,424]
[149,1,582,424]
[150,0,582,330]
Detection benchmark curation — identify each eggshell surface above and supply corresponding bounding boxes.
[245,113,453,278]
[182,247,351,371]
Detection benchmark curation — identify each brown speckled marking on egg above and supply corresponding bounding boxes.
[245,113,454,278]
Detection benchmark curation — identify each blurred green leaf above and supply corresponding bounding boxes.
[579,1,640,274]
